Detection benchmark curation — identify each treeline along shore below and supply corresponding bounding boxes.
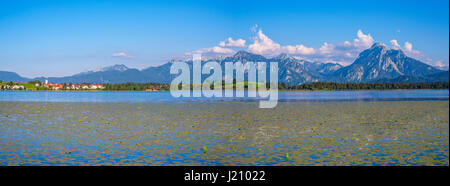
[1,80,449,91]
[279,82,449,91]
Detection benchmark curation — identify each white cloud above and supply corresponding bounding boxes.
[390,40,424,59]
[318,42,334,54]
[311,30,375,63]
[389,39,437,65]
[390,39,401,49]
[353,30,374,48]
[247,29,315,56]
[112,51,134,59]
[284,44,315,55]
[315,30,373,53]
[403,41,422,56]
[404,42,413,51]
[247,29,282,55]
[403,42,427,61]
[434,60,449,70]
[435,60,446,67]
[186,38,246,58]
[390,40,420,55]
[219,37,246,47]
[190,46,235,56]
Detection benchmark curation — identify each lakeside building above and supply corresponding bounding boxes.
[11,85,25,90]
[80,84,89,89]
[89,84,104,89]
[145,85,161,91]
[0,84,11,89]
[70,84,81,90]
[1,84,24,90]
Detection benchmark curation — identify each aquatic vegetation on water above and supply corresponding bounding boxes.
[0,101,448,166]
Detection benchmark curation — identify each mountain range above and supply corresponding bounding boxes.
[1,43,448,84]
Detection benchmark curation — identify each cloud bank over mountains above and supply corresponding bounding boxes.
[219,37,246,48]
[390,39,424,59]
[186,26,442,67]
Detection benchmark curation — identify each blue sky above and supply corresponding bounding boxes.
[0,0,448,77]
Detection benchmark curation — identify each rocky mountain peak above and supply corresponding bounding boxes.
[273,53,294,61]
[99,64,129,72]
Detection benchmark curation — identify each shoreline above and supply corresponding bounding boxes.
[1,99,448,104]
[1,89,449,92]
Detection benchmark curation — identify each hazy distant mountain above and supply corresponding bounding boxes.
[329,43,446,83]
[140,63,175,84]
[34,65,146,84]
[98,64,130,72]
[0,71,30,82]
[77,64,130,75]
[1,45,448,84]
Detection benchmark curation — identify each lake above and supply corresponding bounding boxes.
[1,90,448,102]
[0,90,448,166]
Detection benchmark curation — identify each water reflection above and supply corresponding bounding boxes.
[0,90,448,102]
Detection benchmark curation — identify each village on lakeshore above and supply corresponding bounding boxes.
[1,78,105,90]
[0,78,165,91]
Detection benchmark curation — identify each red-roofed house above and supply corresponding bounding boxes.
[80,84,89,89]
[11,85,24,90]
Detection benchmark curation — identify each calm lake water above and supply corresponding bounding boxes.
[0,90,448,102]
[0,90,448,166]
